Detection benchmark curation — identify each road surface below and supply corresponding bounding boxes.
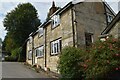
[2,62,51,79]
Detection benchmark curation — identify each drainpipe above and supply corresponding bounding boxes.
[71,8,75,47]
[44,28,47,68]
[31,35,34,65]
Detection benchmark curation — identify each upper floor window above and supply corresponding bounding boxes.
[85,33,93,47]
[51,39,61,55]
[38,28,43,37]
[107,13,114,23]
[35,46,44,57]
[51,15,60,28]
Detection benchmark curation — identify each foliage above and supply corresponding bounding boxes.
[3,3,41,58]
[58,37,120,79]
[5,56,17,62]
[58,47,85,80]
[4,33,17,53]
[11,48,21,59]
[84,37,120,79]
[18,47,26,62]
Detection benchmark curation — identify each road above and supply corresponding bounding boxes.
[2,62,51,79]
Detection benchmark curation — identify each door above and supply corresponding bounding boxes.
[34,49,38,64]
[35,56,37,64]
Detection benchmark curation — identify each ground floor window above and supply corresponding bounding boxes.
[51,38,61,55]
[85,32,93,47]
[35,46,44,57]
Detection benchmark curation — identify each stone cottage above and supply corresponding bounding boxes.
[26,0,115,73]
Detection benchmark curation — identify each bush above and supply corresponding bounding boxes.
[58,47,85,80]
[18,47,25,62]
[58,37,120,79]
[11,48,20,58]
[5,56,17,62]
[84,38,120,79]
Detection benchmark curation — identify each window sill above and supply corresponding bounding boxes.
[37,56,44,58]
[50,53,60,56]
[51,24,60,30]
[38,34,43,38]
[28,59,32,60]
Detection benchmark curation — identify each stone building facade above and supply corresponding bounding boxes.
[26,0,115,73]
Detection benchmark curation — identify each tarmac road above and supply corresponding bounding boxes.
[2,62,51,79]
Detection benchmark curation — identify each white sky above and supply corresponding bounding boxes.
[0,0,119,41]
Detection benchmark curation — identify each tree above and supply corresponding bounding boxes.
[3,3,41,47]
[3,3,41,61]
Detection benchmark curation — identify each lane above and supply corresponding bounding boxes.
[2,62,50,78]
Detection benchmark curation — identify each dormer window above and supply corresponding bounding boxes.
[107,13,113,23]
[51,15,60,28]
[38,28,43,37]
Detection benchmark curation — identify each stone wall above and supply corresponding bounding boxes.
[45,8,73,73]
[74,2,113,48]
[33,33,44,68]
[26,40,32,65]
[109,20,120,38]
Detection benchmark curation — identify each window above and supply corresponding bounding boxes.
[107,13,113,23]
[38,28,43,37]
[85,33,93,47]
[35,46,44,57]
[28,50,32,60]
[51,39,61,55]
[51,15,60,28]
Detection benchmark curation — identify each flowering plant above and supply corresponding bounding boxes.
[84,37,120,79]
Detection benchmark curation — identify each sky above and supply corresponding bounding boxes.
[0,0,119,41]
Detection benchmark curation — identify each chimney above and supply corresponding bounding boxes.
[48,1,58,17]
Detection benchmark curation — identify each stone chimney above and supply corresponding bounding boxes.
[48,1,58,17]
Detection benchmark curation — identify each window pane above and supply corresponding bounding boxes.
[107,14,113,23]
[54,43,57,53]
[56,43,59,53]
[35,49,37,56]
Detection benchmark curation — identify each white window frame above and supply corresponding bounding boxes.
[51,39,61,55]
[28,50,32,60]
[38,28,43,37]
[35,46,44,58]
[51,15,60,28]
